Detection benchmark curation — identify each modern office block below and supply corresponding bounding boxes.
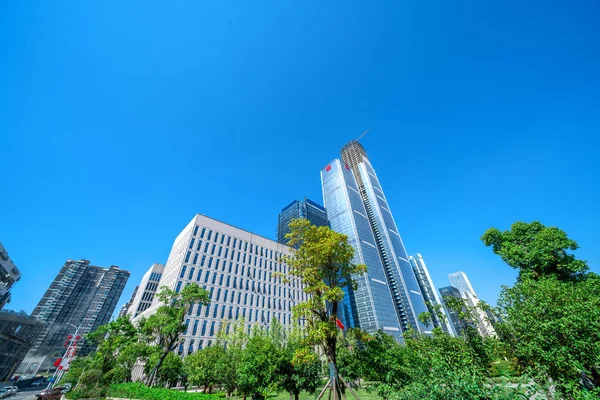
[18,260,129,375]
[448,271,477,297]
[438,286,464,335]
[409,254,456,336]
[277,198,328,245]
[321,140,429,341]
[126,263,165,318]
[136,215,304,357]
[447,271,496,337]
[0,243,21,310]
[0,310,43,381]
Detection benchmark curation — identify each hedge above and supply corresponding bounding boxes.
[107,383,222,400]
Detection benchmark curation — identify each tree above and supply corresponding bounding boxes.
[284,218,366,400]
[237,327,281,400]
[184,345,223,393]
[141,284,210,386]
[483,221,600,398]
[157,352,184,387]
[215,320,247,397]
[481,221,588,281]
[277,322,322,400]
[85,315,138,377]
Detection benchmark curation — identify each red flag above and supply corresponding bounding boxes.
[335,319,345,330]
[53,358,62,367]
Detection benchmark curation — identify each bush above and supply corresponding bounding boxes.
[65,386,107,399]
[107,382,221,400]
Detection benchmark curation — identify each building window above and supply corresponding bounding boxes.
[196,305,202,316]
[193,253,199,265]
[184,319,190,334]
[221,305,226,318]
[185,252,191,263]
[214,232,219,243]
[188,339,195,354]
[179,266,187,279]
[188,267,195,280]
[201,321,207,335]
[201,255,206,266]
[193,226,199,236]
[178,342,184,356]
[175,281,182,293]
[197,240,202,251]
[189,238,195,249]
[204,271,210,283]
[192,320,199,335]
[207,230,212,241]
[210,321,216,336]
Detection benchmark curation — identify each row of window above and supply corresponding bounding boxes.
[192,226,285,261]
[182,307,290,334]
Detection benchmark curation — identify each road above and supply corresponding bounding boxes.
[8,388,43,400]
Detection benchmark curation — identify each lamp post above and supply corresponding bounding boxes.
[47,322,82,390]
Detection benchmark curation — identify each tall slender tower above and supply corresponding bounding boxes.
[321,139,429,340]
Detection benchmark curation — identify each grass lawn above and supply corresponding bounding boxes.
[266,388,380,400]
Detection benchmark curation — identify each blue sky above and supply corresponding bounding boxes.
[1,0,599,314]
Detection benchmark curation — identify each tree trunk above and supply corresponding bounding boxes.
[294,392,299,400]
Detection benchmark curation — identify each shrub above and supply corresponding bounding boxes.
[65,386,107,399]
[107,382,221,400]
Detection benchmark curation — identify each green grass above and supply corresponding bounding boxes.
[229,388,380,400]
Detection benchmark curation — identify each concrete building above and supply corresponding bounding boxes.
[118,286,139,318]
[126,263,165,319]
[320,140,429,341]
[409,254,456,336]
[0,243,21,310]
[18,260,129,375]
[277,198,328,245]
[0,310,43,381]
[135,214,303,356]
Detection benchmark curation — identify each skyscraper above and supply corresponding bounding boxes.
[135,214,304,356]
[18,260,129,375]
[438,286,464,335]
[447,271,496,337]
[448,271,477,297]
[0,310,43,381]
[277,198,328,245]
[409,254,456,336]
[321,140,429,340]
[125,263,165,319]
[0,243,21,310]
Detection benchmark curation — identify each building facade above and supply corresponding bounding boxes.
[409,254,456,336]
[118,286,139,318]
[320,140,429,341]
[438,286,464,335]
[126,263,165,319]
[277,198,329,245]
[18,260,129,375]
[447,271,496,337]
[135,215,304,357]
[0,310,43,381]
[0,243,21,310]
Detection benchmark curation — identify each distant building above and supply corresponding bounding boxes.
[0,243,21,310]
[0,310,43,381]
[18,260,129,375]
[447,271,496,337]
[135,215,303,357]
[438,286,465,335]
[409,254,456,336]
[118,286,139,318]
[126,263,165,319]
[277,198,328,245]
[448,271,477,297]
[321,140,429,341]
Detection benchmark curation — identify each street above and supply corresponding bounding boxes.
[9,388,42,400]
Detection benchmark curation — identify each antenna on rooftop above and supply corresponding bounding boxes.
[356,128,370,141]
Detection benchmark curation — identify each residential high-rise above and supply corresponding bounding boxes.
[448,271,477,297]
[438,286,464,335]
[277,198,328,245]
[0,310,43,381]
[409,254,456,336]
[118,286,139,318]
[126,263,165,319]
[321,140,429,341]
[18,260,129,375]
[135,215,304,357]
[447,271,496,337]
[0,243,21,310]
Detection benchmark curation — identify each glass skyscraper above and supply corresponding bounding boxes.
[321,140,429,340]
[409,253,456,336]
[277,197,328,245]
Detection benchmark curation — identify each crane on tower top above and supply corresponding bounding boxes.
[356,128,370,141]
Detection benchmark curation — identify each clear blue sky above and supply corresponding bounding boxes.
[1,1,599,315]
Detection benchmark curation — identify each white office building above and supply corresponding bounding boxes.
[447,271,496,337]
[136,214,304,356]
[126,263,165,319]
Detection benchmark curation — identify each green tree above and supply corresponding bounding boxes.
[215,320,247,397]
[184,344,223,393]
[284,218,366,400]
[85,315,138,376]
[237,327,280,400]
[156,352,184,387]
[483,221,600,398]
[481,221,588,281]
[141,284,210,386]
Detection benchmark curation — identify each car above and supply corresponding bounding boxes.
[0,388,9,399]
[7,386,18,395]
[31,380,44,386]
[35,388,63,400]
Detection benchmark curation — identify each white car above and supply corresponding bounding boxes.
[0,388,9,398]
[8,386,19,395]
